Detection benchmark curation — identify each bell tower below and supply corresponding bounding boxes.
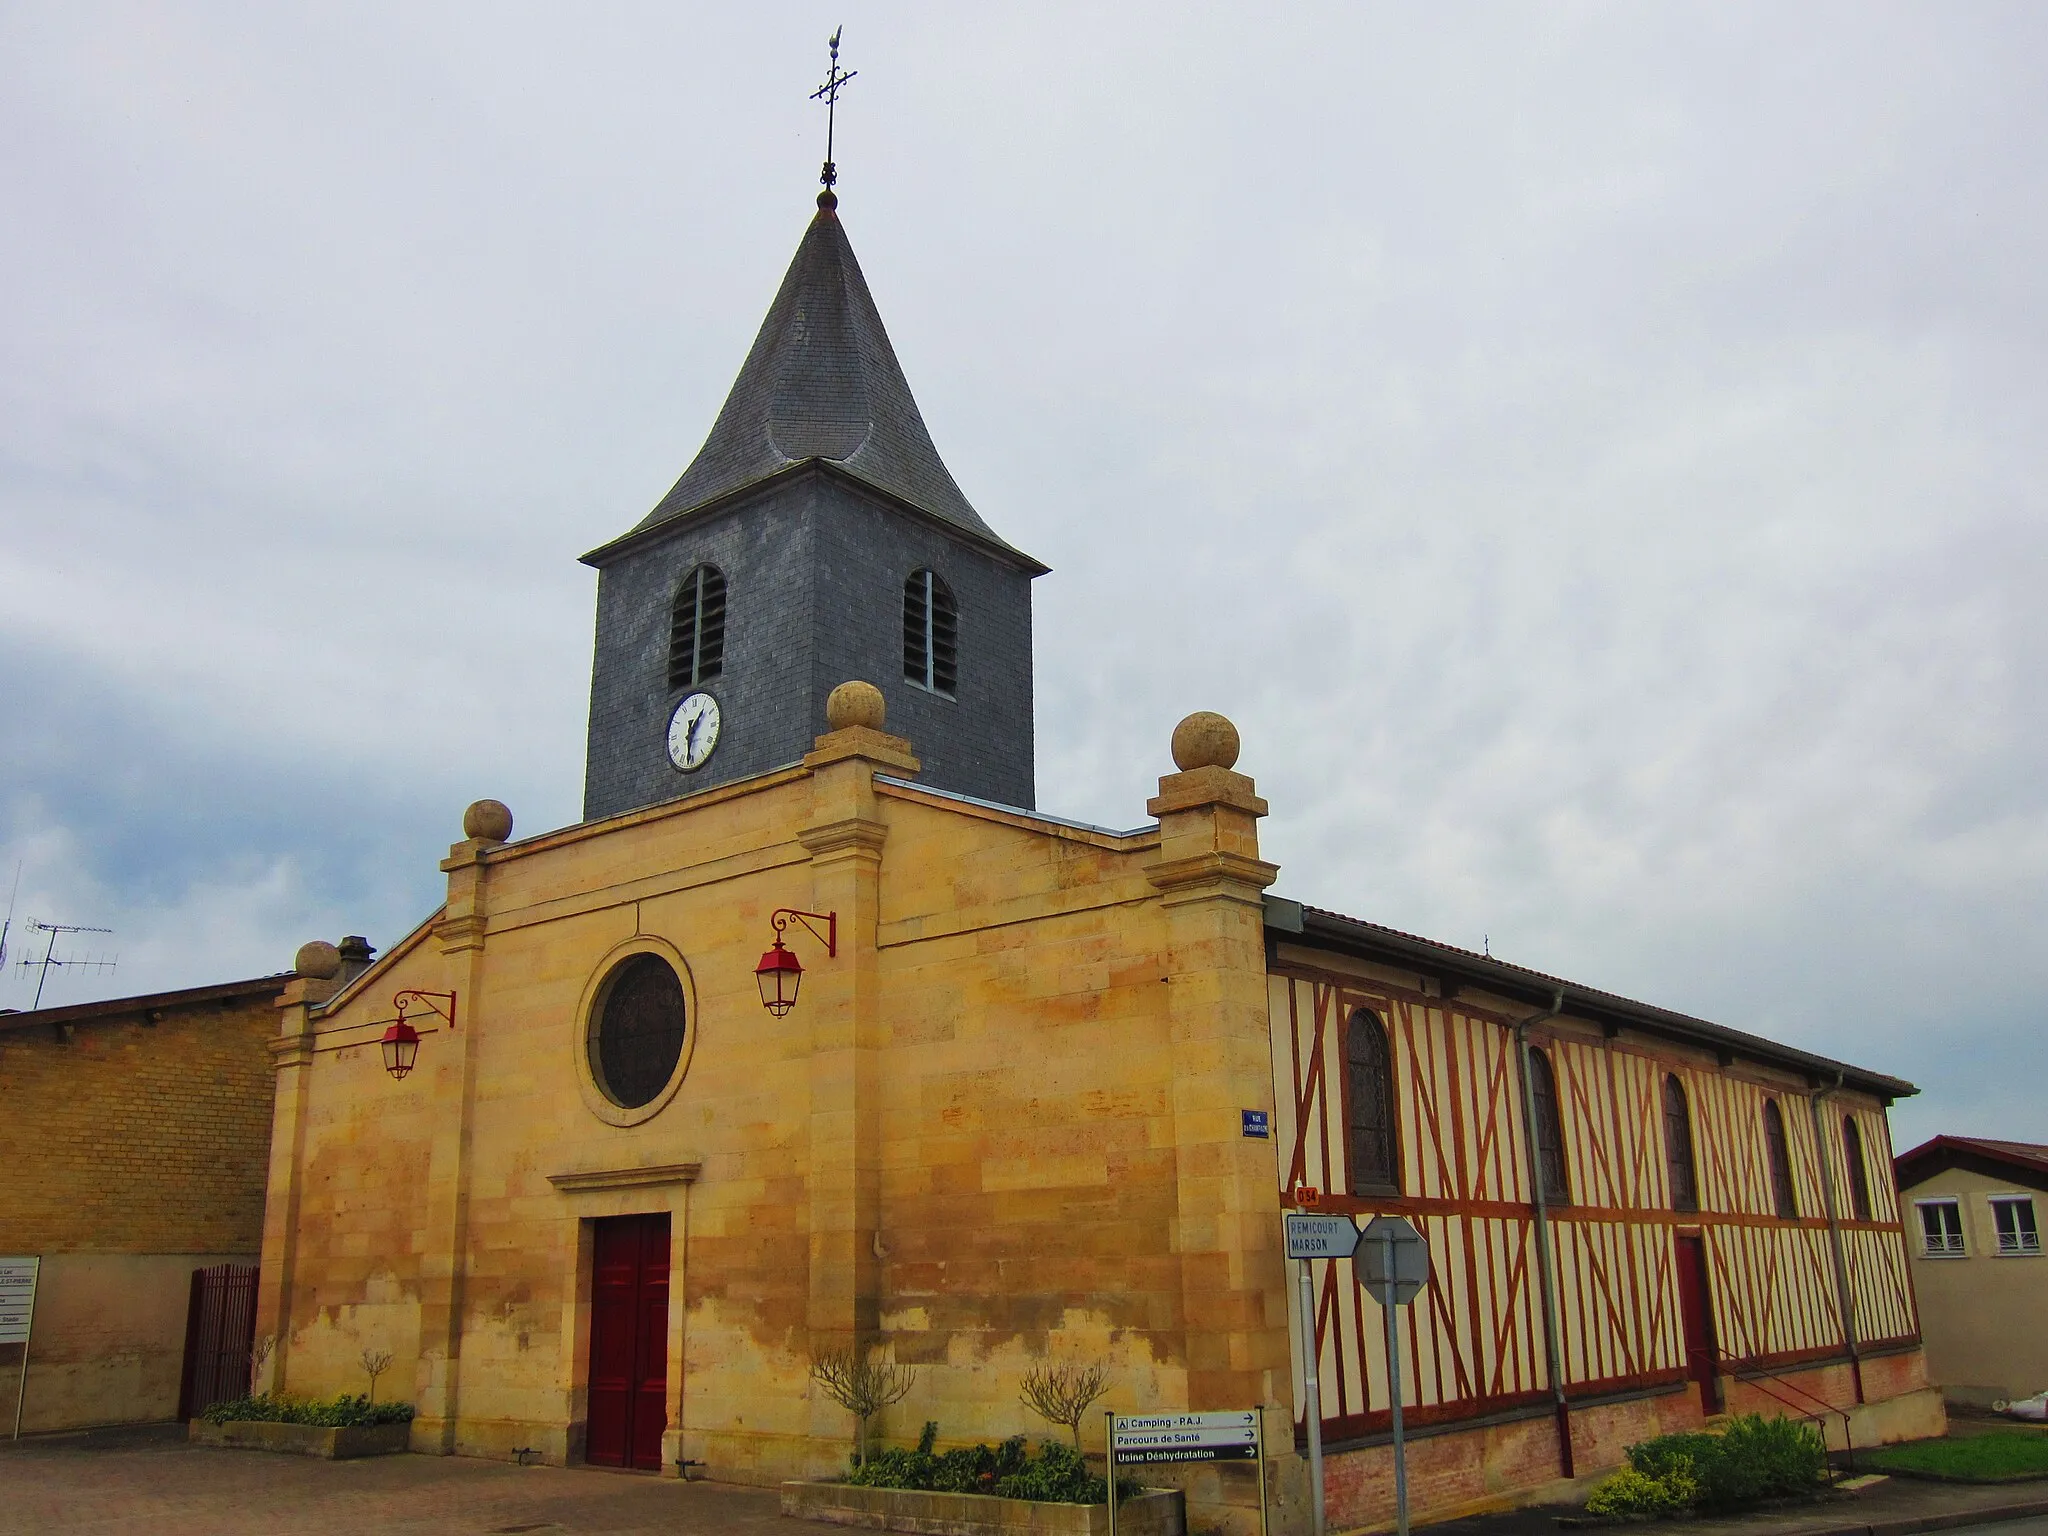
[579,189,1045,822]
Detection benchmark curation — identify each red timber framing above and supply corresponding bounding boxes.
[1268,962,1919,1446]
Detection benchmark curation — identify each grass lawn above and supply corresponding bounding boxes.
[1864,1433,2048,1482]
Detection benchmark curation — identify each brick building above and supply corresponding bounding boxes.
[0,974,289,1431]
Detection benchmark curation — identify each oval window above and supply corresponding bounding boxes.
[589,953,688,1109]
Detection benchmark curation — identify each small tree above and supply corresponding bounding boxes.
[1019,1360,1111,1451]
[810,1346,916,1466]
[359,1349,394,1405]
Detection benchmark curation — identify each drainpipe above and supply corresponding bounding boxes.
[1514,991,1574,1479]
[1808,1073,1865,1404]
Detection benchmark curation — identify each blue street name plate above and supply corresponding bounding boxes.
[1241,1109,1270,1138]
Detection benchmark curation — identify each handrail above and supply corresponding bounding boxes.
[1714,1349,1855,1475]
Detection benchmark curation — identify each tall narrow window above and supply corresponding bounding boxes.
[667,565,726,691]
[1663,1075,1699,1213]
[1528,1047,1570,1204]
[1842,1115,1873,1221]
[1345,1008,1398,1194]
[903,568,958,696]
[1762,1099,1799,1219]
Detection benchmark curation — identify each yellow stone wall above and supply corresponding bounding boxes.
[254,720,1291,1501]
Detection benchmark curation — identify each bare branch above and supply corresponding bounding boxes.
[1020,1360,1112,1450]
[810,1346,917,1465]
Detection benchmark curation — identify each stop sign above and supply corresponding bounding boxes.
[1355,1214,1430,1306]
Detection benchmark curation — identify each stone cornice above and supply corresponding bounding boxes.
[547,1162,703,1193]
[800,817,890,860]
[1146,850,1280,906]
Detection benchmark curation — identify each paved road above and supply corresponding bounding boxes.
[0,1425,793,1535]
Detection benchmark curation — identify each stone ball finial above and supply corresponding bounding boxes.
[463,799,514,843]
[295,940,342,980]
[826,680,887,732]
[1171,711,1241,772]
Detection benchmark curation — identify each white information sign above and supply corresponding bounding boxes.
[0,1258,36,1346]
[1284,1213,1358,1261]
[1110,1409,1258,1463]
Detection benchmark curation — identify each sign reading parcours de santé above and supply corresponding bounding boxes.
[1109,1410,1259,1464]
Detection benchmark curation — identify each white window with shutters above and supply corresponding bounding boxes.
[1989,1195,2041,1256]
[1915,1198,1965,1257]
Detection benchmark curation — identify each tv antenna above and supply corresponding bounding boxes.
[19,920,117,1010]
[0,862,18,970]
[811,25,857,191]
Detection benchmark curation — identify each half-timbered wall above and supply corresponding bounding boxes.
[1268,959,1918,1441]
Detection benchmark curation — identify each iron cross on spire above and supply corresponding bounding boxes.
[811,26,857,190]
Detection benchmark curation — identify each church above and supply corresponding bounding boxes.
[252,182,1942,1534]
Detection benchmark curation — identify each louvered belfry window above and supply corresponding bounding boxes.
[667,565,726,692]
[1763,1099,1799,1218]
[1345,1008,1399,1194]
[1663,1075,1700,1213]
[1842,1114,1874,1221]
[903,568,958,695]
[1528,1048,1571,1204]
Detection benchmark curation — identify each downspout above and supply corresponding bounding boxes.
[1514,990,1574,1479]
[1808,1072,1865,1403]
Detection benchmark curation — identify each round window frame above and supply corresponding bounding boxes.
[573,936,697,1127]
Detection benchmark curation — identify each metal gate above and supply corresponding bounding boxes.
[176,1263,257,1420]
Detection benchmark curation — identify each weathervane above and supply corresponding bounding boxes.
[811,25,857,190]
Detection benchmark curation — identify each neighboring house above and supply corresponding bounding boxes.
[1895,1136,2048,1409]
[247,184,1943,1536]
[0,972,300,1431]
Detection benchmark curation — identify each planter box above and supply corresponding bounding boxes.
[188,1418,412,1459]
[780,1479,1185,1535]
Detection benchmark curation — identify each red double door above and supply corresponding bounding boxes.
[1675,1234,1723,1414]
[587,1213,671,1470]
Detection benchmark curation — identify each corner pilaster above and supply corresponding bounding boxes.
[254,958,341,1394]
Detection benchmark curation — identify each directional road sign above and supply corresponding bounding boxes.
[1284,1212,1358,1260]
[1356,1215,1430,1306]
[1109,1410,1260,1464]
[0,1258,37,1345]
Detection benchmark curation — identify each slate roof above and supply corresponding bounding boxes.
[594,192,1040,570]
[1269,897,1918,1101]
[1896,1135,2048,1191]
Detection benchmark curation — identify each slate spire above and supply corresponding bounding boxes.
[626,192,1035,566]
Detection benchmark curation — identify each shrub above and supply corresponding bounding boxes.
[1585,1461,1699,1520]
[200,1392,415,1428]
[846,1422,1143,1504]
[1618,1415,1825,1514]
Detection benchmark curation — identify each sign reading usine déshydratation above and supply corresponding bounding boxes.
[1109,1410,1259,1464]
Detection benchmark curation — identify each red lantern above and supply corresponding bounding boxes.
[381,1019,421,1079]
[755,939,804,1017]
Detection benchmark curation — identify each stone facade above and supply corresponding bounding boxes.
[0,978,284,1431]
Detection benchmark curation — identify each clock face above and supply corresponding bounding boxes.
[667,691,722,772]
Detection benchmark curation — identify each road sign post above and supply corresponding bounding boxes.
[1285,1211,1357,1536]
[1106,1409,1267,1536]
[1,1256,39,1440]
[1356,1216,1431,1536]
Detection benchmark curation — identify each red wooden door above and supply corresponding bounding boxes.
[1674,1235,1722,1414]
[586,1213,671,1469]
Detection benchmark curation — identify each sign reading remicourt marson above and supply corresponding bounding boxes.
[1109,1410,1259,1463]
[1284,1212,1358,1260]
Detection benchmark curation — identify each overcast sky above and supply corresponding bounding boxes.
[2,4,2042,1150]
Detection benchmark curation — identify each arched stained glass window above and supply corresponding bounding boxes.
[1843,1114,1874,1221]
[903,568,958,696]
[1663,1075,1699,1213]
[1345,1008,1398,1194]
[1763,1100,1798,1219]
[1528,1047,1570,1204]
[667,564,727,691]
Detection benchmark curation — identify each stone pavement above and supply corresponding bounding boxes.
[0,1423,791,1535]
